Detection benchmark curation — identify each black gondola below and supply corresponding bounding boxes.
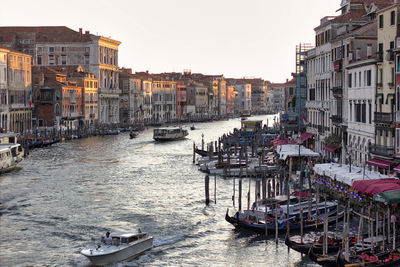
[195,148,218,157]
[308,245,340,267]
[285,234,345,255]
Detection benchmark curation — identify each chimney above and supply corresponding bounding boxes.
[79,28,82,35]
[85,30,90,35]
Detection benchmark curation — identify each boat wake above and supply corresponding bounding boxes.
[153,234,187,248]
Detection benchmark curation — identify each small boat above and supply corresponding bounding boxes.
[153,127,188,141]
[130,132,138,139]
[285,234,358,255]
[0,143,23,174]
[190,125,195,130]
[194,148,218,157]
[225,208,344,234]
[80,231,153,266]
[336,249,400,267]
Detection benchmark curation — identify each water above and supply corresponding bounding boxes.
[0,115,319,266]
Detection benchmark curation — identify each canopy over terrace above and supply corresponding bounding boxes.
[313,163,391,186]
[276,144,320,160]
[352,179,400,195]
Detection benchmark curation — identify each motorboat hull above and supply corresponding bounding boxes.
[81,237,153,266]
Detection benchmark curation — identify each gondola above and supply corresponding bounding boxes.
[285,234,348,255]
[308,245,340,267]
[195,148,218,157]
[225,209,344,234]
[336,249,400,267]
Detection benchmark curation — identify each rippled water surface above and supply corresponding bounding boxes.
[0,115,319,266]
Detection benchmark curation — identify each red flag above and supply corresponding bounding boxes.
[302,113,307,123]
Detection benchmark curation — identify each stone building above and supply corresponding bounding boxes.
[0,26,121,125]
[0,46,33,133]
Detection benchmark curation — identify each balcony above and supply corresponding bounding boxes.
[388,82,394,88]
[369,144,395,157]
[374,112,393,124]
[377,82,383,88]
[387,50,394,62]
[331,115,342,124]
[331,86,343,98]
[89,113,96,118]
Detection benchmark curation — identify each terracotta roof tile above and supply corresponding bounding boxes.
[0,26,92,43]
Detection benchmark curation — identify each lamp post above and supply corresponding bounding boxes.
[346,147,352,173]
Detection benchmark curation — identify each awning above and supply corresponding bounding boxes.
[374,189,400,204]
[366,158,393,169]
[299,133,313,142]
[324,145,340,153]
[394,164,400,172]
[352,179,400,195]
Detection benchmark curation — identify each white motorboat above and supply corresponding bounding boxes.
[80,231,153,266]
[153,127,188,141]
[0,133,24,174]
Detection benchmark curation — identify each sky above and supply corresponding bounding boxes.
[0,0,340,83]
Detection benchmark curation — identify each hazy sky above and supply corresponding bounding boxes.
[0,0,339,82]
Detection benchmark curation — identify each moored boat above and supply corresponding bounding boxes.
[80,231,153,266]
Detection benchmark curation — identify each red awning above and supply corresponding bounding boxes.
[271,137,284,144]
[352,179,400,195]
[366,158,393,169]
[394,164,400,172]
[324,145,339,153]
[299,133,313,142]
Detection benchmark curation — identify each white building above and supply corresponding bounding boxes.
[235,83,251,113]
[346,59,376,167]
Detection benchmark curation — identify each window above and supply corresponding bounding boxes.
[37,55,42,65]
[49,47,54,53]
[369,102,372,124]
[367,70,371,86]
[379,14,384,28]
[391,11,395,26]
[397,56,400,72]
[392,67,395,84]
[37,47,42,53]
[61,55,66,65]
[348,73,352,88]
[61,47,66,52]
[359,71,361,87]
[49,55,55,65]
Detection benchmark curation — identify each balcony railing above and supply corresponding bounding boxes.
[388,82,394,87]
[369,144,395,157]
[331,86,343,98]
[331,115,342,124]
[374,112,393,123]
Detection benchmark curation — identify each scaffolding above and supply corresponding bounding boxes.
[296,43,313,132]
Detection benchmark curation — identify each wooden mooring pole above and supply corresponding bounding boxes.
[205,175,210,206]
[193,142,196,164]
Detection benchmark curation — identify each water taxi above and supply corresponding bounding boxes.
[81,231,153,266]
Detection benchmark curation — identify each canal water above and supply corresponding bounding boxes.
[0,115,320,266]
